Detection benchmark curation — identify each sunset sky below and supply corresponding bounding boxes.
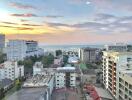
[0,0,132,44]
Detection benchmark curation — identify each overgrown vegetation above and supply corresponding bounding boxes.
[0,52,6,63]
[18,54,54,75]
[63,55,68,66]
[0,88,5,99]
[56,50,62,56]
[42,54,54,68]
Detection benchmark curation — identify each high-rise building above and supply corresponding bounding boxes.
[102,51,132,99]
[80,48,98,63]
[0,34,5,50]
[6,40,44,61]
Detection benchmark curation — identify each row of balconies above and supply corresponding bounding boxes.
[118,88,132,100]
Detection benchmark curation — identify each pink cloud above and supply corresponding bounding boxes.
[10,13,38,17]
[9,2,36,9]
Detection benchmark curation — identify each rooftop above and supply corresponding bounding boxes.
[0,78,13,88]
[94,87,113,100]
[68,56,79,63]
[103,51,132,56]
[83,47,98,51]
[5,87,47,100]
[33,62,43,68]
[23,74,52,87]
[57,66,76,73]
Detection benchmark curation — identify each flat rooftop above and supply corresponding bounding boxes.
[23,74,52,87]
[5,87,47,100]
[57,67,76,73]
[94,87,113,100]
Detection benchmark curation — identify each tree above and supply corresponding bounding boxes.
[56,50,62,56]
[42,54,54,67]
[0,88,5,99]
[15,79,21,90]
[63,55,68,65]
[0,52,6,63]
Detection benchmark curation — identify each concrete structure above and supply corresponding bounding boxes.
[55,67,76,89]
[127,45,132,52]
[62,48,79,57]
[105,43,127,52]
[22,71,55,100]
[6,87,50,100]
[6,40,44,61]
[33,62,43,75]
[68,56,79,64]
[102,51,132,99]
[117,69,132,100]
[0,61,24,80]
[54,57,63,66]
[94,87,113,100]
[0,34,5,51]
[0,78,14,90]
[33,62,56,76]
[80,48,98,63]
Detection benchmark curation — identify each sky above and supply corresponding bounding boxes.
[0,0,132,45]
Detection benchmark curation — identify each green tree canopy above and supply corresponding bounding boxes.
[56,50,62,56]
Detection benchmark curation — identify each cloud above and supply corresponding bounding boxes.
[45,15,63,18]
[22,23,42,26]
[73,22,107,28]
[16,27,34,30]
[46,22,70,27]
[10,13,38,17]
[0,25,17,28]
[0,21,18,25]
[20,19,29,22]
[0,25,34,30]
[9,2,36,9]
[71,0,132,12]
[89,0,132,12]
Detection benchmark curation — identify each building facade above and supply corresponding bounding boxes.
[118,70,132,100]
[0,34,5,50]
[80,48,98,63]
[55,67,76,89]
[6,40,44,61]
[105,43,127,52]
[0,61,24,80]
[102,51,132,99]
[33,62,43,76]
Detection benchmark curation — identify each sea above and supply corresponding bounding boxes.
[40,44,104,51]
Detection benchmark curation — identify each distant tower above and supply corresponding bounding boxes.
[0,34,5,50]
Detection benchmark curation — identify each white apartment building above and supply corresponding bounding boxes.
[118,69,132,100]
[6,40,44,61]
[68,56,79,64]
[105,43,127,52]
[54,57,63,65]
[0,61,24,80]
[62,48,79,57]
[102,51,132,99]
[55,67,76,89]
[33,62,43,75]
